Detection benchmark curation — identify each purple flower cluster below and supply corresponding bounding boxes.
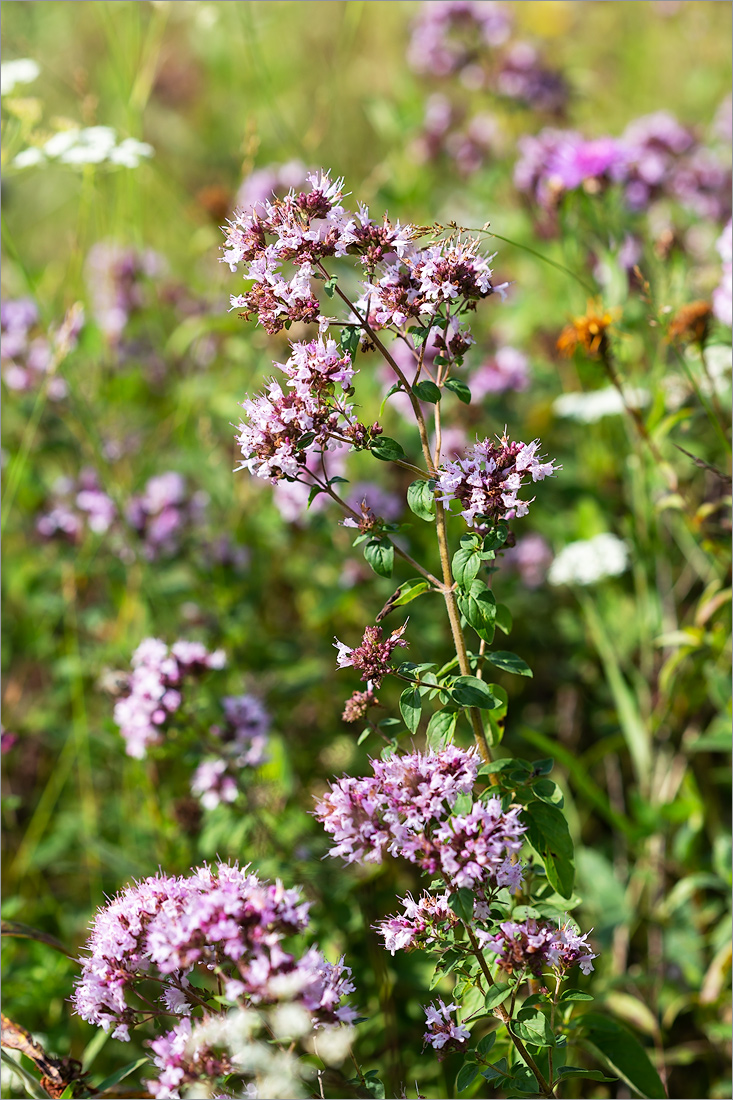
[358,238,506,330]
[126,472,208,559]
[482,918,597,977]
[113,637,226,759]
[413,95,501,178]
[235,339,363,483]
[85,241,163,344]
[503,532,553,589]
[467,345,530,398]
[407,2,512,78]
[36,469,117,541]
[1,298,81,399]
[714,220,732,327]
[435,434,558,528]
[376,892,457,956]
[191,693,272,809]
[515,112,732,221]
[422,999,470,1059]
[72,862,356,1045]
[333,623,409,689]
[316,745,525,895]
[236,159,309,216]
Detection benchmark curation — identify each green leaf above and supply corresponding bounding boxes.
[392,579,430,606]
[407,479,436,521]
[483,982,512,1011]
[448,887,474,923]
[323,275,339,298]
[476,1031,496,1056]
[93,1057,150,1094]
[363,539,393,578]
[481,1057,508,1082]
[512,1008,555,1049]
[560,991,594,1003]
[370,436,406,463]
[485,650,532,677]
[0,1051,51,1099]
[426,708,458,748]
[451,676,498,710]
[482,525,509,552]
[340,327,360,356]
[399,688,422,734]
[523,800,575,898]
[557,1066,616,1082]
[495,604,512,635]
[456,1062,480,1092]
[452,791,473,816]
[457,582,497,642]
[360,1072,386,1099]
[452,546,482,588]
[60,1088,75,1100]
[444,377,472,403]
[413,380,441,403]
[579,1014,666,1098]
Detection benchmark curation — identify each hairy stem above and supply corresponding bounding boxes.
[464,923,555,1098]
[435,500,492,764]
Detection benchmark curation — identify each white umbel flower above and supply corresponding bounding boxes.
[548,533,629,586]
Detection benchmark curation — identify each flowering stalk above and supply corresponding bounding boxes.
[223,167,606,1097]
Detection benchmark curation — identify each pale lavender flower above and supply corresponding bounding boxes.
[332,623,408,689]
[345,483,402,523]
[126,472,206,559]
[376,892,456,956]
[484,918,597,977]
[85,241,164,343]
[236,160,309,216]
[495,41,569,114]
[435,434,558,527]
[37,470,116,542]
[407,2,512,77]
[502,532,553,588]
[468,345,530,397]
[422,999,470,1058]
[191,759,238,810]
[1,298,74,399]
[212,694,270,767]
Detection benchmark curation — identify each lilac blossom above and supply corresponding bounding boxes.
[36,470,117,542]
[236,160,309,216]
[422,999,470,1059]
[467,345,530,397]
[713,220,732,327]
[212,694,271,767]
[1,297,79,399]
[190,760,239,811]
[502,532,553,588]
[126,472,207,559]
[435,434,558,527]
[113,637,225,759]
[344,483,402,523]
[495,41,569,115]
[72,862,356,1047]
[483,918,597,977]
[85,241,164,343]
[316,745,525,897]
[376,892,457,956]
[407,2,512,78]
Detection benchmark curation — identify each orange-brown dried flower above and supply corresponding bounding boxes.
[557,301,616,359]
[667,300,712,345]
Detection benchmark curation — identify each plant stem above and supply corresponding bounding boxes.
[434,500,492,764]
[464,923,555,1098]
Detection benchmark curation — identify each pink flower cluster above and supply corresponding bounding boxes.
[515,111,731,221]
[113,637,226,759]
[468,345,530,398]
[407,2,512,78]
[235,338,364,483]
[315,745,525,895]
[1,298,81,399]
[333,622,409,689]
[85,241,163,344]
[36,469,117,542]
[357,238,506,330]
[435,434,558,528]
[126,472,208,560]
[191,694,272,810]
[72,862,356,1043]
[422,998,470,1059]
[482,918,597,977]
[376,892,457,956]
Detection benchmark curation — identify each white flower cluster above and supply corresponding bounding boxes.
[548,533,629,587]
[1,58,40,96]
[553,386,650,424]
[13,126,153,170]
